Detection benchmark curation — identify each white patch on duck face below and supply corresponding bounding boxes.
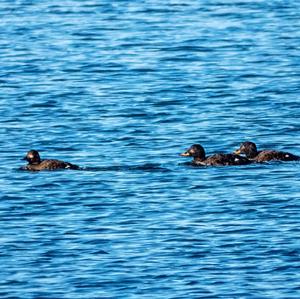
[234,158,240,162]
[285,154,290,158]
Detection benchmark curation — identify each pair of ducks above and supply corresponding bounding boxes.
[180,141,300,166]
[21,141,300,171]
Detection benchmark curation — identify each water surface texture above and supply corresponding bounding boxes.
[1,0,300,298]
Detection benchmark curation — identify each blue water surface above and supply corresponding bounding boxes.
[1,0,300,298]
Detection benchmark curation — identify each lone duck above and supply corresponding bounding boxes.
[234,141,300,162]
[21,150,80,171]
[180,144,252,166]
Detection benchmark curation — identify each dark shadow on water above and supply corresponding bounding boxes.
[82,163,171,173]
[17,163,171,173]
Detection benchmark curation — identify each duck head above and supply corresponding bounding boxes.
[234,141,258,159]
[22,150,41,165]
[180,144,206,161]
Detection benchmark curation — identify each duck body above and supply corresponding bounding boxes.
[21,150,80,171]
[181,144,252,166]
[254,150,300,163]
[22,159,80,171]
[201,153,251,166]
[234,141,300,162]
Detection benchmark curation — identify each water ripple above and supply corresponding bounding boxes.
[1,0,300,298]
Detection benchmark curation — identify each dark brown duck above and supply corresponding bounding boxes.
[180,144,252,166]
[21,150,80,171]
[234,141,300,162]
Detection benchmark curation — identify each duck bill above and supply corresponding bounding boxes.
[234,149,241,155]
[180,152,191,157]
[21,156,27,161]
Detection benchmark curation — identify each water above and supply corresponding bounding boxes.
[1,0,300,298]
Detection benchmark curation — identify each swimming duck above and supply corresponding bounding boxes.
[21,150,80,171]
[234,141,300,162]
[180,144,252,166]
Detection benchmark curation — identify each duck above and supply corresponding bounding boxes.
[180,144,252,166]
[234,141,300,162]
[21,150,80,171]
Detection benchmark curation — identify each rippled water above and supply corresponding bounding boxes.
[1,0,300,298]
